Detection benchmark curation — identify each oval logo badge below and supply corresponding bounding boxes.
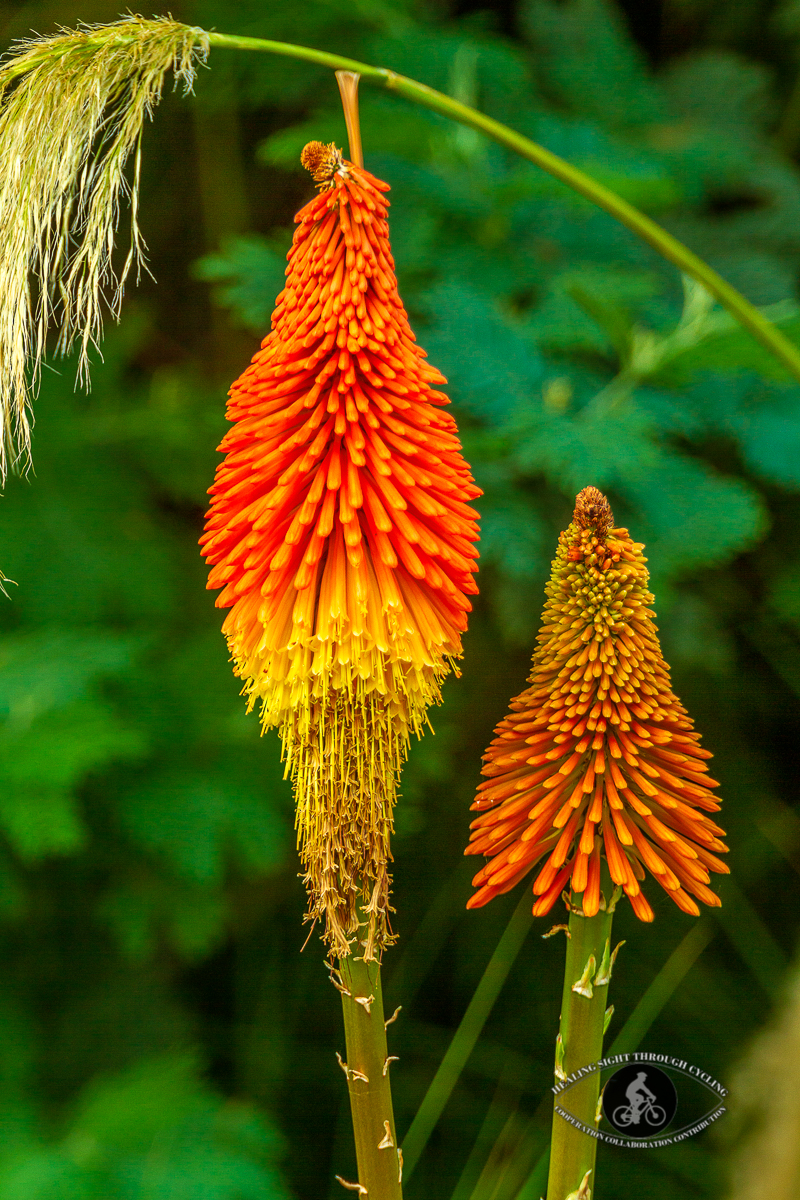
[553,1053,727,1147]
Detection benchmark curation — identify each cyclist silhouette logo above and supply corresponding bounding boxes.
[603,1063,677,1136]
[615,1072,665,1128]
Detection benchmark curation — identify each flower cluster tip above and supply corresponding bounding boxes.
[573,485,614,537]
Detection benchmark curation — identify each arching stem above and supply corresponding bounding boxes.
[6,23,800,383]
[201,29,800,386]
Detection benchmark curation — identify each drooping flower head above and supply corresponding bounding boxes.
[466,487,727,921]
[201,143,481,957]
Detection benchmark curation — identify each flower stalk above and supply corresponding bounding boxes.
[336,950,403,1198]
[465,487,728,1198]
[546,894,616,1200]
[317,88,400,1198]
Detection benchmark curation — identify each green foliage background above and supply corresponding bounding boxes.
[1,0,800,1195]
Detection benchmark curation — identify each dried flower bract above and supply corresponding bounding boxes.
[0,16,208,477]
[203,148,481,958]
[300,140,344,185]
[466,487,728,921]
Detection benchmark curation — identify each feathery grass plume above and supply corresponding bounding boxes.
[0,16,208,478]
[466,487,728,921]
[202,143,481,958]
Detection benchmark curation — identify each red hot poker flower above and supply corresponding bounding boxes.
[466,487,728,922]
[201,143,481,957]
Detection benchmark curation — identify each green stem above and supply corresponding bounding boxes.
[200,30,800,386]
[203,31,387,79]
[546,900,615,1200]
[338,954,403,1199]
[518,916,712,1200]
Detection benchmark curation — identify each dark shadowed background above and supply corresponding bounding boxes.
[0,0,799,1196]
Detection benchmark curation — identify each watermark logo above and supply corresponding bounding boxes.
[553,1053,726,1148]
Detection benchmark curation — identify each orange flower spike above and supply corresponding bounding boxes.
[466,486,728,921]
[202,142,481,959]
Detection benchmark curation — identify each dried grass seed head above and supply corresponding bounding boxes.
[0,16,208,478]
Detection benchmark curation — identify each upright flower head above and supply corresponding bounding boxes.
[466,487,727,921]
[202,144,480,957]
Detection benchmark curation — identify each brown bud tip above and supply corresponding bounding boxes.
[574,486,613,536]
[300,140,344,183]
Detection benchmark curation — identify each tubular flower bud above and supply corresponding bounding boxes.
[202,144,481,958]
[465,487,728,922]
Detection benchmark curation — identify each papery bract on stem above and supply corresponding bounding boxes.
[466,487,728,921]
[202,143,481,958]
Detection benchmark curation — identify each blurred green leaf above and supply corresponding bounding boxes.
[0,634,145,861]
[194,237,289,333]
[70,1054,210,1155]
[121,769,286,885]
[98,878,228,962]
[0,1153,95,1200]
[623,451,768,577]
[0,1056,289,1200]
[521,0,664,128]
